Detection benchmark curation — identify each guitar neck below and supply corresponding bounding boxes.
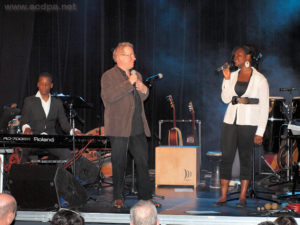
[173,108,176,128]
[192,112,196,131]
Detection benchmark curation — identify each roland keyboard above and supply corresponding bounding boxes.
[0,134,110,149]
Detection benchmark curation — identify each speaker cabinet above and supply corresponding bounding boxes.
[155,146,201,188]
[8,165,88,210]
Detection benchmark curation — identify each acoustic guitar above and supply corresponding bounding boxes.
[186,101,196,145]
[167,95,183,146]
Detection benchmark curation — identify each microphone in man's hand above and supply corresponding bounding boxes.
[145,73,163,83]
[130,69,137,88]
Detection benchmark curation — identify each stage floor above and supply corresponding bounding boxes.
[12,169,300,225]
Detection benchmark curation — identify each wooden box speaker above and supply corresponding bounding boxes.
[155,146,201,188]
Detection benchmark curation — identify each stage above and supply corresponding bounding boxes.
[11,169,300,225]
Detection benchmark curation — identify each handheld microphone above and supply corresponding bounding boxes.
[216,63,232,72]
[130,70,137,88]
[131,69,137,75]
[279,88,297,92]
[145,73,163,82]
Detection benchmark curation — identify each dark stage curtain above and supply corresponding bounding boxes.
[0,1,35,107]
[1,0,300,168]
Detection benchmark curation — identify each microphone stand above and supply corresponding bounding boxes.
[69,103,76,176]
[147,80,164,200]
[125,80,164,201]
[145,80,153,88]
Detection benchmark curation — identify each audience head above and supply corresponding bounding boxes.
[51,208,84,225]
[275,215,298,225]
[130,200,159,225]
[0,193,17,225]
[258,221,276,225]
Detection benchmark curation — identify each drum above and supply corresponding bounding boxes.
[269,97,285,119]
[292,97,300,120]
[263,97,285,153]
[85,127,105,136]
[81,150,112,178]
[100,153,112,178]
[263,120,284,153]
[83,127,112,178]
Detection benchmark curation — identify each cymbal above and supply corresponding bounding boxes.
[52,93,93,109]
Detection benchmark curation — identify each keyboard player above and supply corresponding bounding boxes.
[20,72,82,162]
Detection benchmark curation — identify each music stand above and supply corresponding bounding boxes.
[53,94,93,108]
[52,93,93,124]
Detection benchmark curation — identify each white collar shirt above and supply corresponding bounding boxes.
[36,91,51,118]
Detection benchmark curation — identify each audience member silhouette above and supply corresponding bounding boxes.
[274,215,298,225]
[257,221,276,225]
[130,200,160,225]
[51,209,84,225]
[0,193,17,225]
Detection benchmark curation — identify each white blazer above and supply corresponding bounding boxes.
[221,67,269,136]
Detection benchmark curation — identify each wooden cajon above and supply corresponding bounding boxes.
[155,146,201,188]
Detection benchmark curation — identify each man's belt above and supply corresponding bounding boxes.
[232,96,259,105]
